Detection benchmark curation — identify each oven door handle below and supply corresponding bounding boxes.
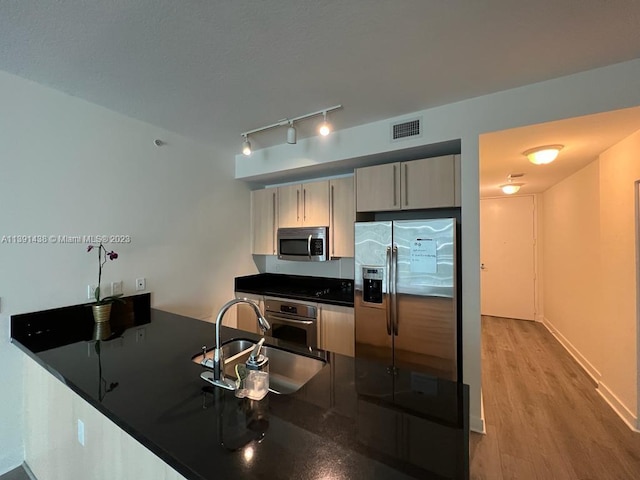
[267,314,315,326]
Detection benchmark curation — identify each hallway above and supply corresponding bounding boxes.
[470,316,640,479]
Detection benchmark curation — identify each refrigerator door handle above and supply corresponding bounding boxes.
[385,246,392,335]
[392,245,398,336]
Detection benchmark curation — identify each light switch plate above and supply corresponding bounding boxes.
[77,419,85,446]
[111,281,123,296]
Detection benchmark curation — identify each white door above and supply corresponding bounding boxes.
[480,196,535,320]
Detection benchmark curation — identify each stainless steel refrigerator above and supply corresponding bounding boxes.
[354,219,459,383]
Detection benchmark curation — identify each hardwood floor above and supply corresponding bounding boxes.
[470,316,640,479]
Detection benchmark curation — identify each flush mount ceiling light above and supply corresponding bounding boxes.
[240,105,341,155]
[500,173,525,194]
[524,144,564,165]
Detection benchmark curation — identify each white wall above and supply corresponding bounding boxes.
[541,129,640,430]
[598,129,640,427]
[235,59,640,433]
[542,161,602,380]
[0,70,256,473]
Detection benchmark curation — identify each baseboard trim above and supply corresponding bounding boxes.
[542,317,639,433]
[470,415,485,434]
[22,462,37,480]
[541,317,601,383]
[597,382,640,433]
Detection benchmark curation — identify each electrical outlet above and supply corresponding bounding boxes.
[136,278,146,291]
[77,419,85,446]
[87,284,96,300]
[111,281,123,296]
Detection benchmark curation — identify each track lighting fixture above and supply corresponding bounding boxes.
[500,173,525,194]
[287,121,297,144]
[240,105,341,155]
[242,135,252,156]
[524,145,563,165]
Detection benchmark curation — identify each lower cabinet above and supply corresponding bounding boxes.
[24,356,187,480]
[319,304,354,357]
[234,292,264,334]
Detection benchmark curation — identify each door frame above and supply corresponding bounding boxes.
[635,180,640,428]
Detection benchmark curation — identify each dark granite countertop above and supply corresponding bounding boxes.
[235,273,355,307]
[11,296,469,479]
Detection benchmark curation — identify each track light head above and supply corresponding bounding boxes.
[287,122,297,144]
[242,135,251,156]
[319,111,331,136]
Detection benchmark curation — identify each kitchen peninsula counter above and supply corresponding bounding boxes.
[11,300,469,479]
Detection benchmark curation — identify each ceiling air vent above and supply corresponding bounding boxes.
[390,117,422,142]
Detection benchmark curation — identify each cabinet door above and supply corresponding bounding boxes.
[320,304,354,357]
[401,156,455,209]
[251,188,277,255]
[302,180,329,227]
[330,176,355,258]
[278,184,302,228]
[235,293,264,334]
[355,163,401,212]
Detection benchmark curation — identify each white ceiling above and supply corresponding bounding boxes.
[480,106,640,197]
[2,1,640,187]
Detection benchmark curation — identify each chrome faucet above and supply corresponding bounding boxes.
[202,298,270,390]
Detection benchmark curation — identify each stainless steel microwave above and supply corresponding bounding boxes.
[277,227,329,261]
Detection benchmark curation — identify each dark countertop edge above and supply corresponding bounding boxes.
[12,327,205,480]
[235,288,354,308]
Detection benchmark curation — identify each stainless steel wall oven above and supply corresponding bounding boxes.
[264,298,318,349]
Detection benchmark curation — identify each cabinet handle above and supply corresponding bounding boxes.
[296,189,300,221]
[272,192,276,255]
[404,163,409,206]
[318,304,323,348]
[393,165,397,206]
[330,185,335,256]
[303,188,307,221]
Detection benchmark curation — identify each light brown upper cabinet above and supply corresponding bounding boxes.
[278,180,329,228]
[251,187,277,255]
[356,155,460,212]
[329,176,355,258]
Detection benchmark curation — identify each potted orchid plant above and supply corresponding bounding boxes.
[87,243,123,323]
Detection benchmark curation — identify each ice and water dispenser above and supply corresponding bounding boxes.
[362,267,384,304]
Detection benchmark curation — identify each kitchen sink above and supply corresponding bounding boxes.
[192,339,326,394]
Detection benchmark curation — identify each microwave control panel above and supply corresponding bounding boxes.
[309,238,324,255]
